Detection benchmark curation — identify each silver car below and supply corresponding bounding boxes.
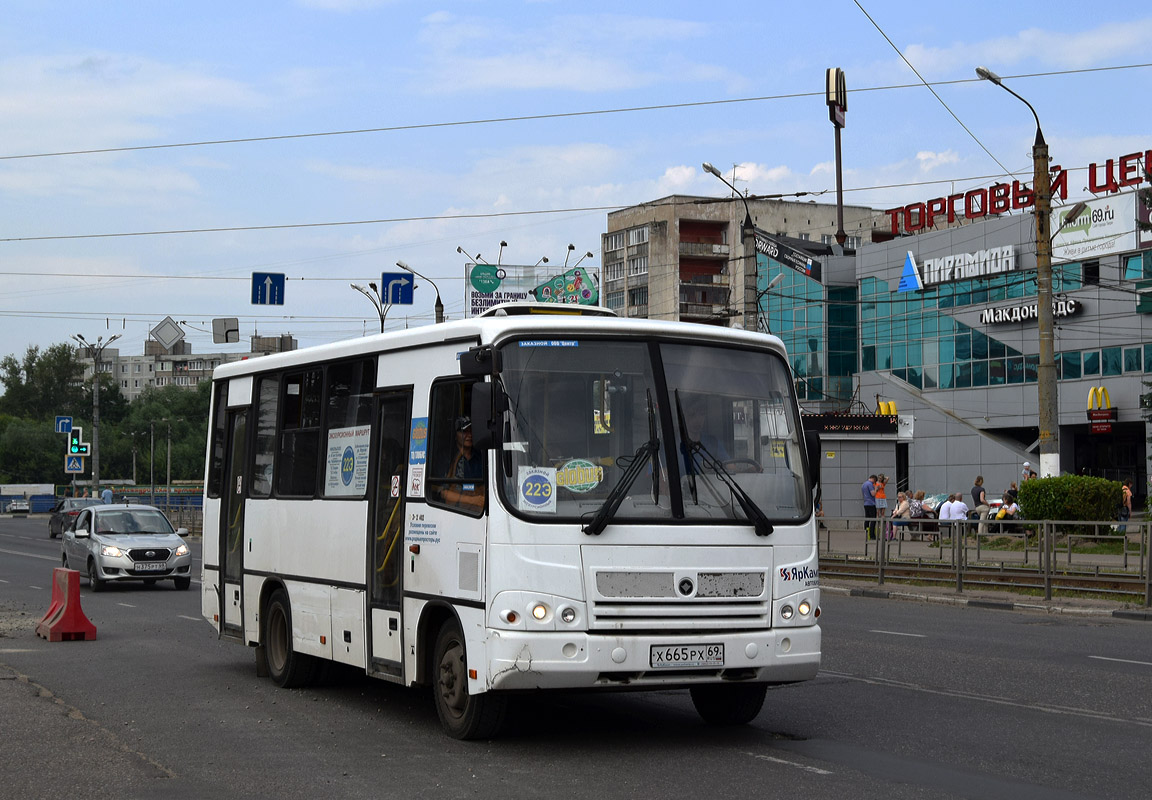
[61,504,192,591]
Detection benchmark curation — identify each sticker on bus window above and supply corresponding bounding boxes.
[518,467,557,513]
[518,340,579,347]
[556,459,604,493]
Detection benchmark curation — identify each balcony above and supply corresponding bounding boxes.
[679,241,730,258]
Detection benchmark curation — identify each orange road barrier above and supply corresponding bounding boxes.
[35,568,97,641]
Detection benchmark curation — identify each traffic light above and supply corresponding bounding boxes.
[69,427,90,456]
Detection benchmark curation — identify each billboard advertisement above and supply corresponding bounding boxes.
[1052,192,1137,262]
[465,263,600,317]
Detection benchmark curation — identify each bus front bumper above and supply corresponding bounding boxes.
[483,625,820,692]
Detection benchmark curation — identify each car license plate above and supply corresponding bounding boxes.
[135,562,167,572]
[649,644,724,669]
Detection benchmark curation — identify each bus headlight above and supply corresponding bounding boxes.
[798,600,811,616]
[560,606,576,624]
[531,603,549,621]
[780,604,794,620]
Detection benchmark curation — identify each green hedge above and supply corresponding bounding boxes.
[1017,474,1122,521]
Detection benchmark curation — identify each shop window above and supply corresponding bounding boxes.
[939,364,954,389]
[1083,260,1100,286]
[989,360,1006,385]
[1145,344,1152,372]
[972,331,989,360]
[1101,347,1122,376]
[1125,347,1142,373]
[1006,357,1024,384]
[989,339,1006,359]
[955,363,972,388]
[1061,352,1081,380]
[1024,354,1039,382]
[923,366,938,389]
[972,361,988,387]
[1083,351,1100,376]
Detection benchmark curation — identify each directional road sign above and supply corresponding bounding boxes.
[65,455,85,474]
[55,416,73,434]
[379,273,413,305]
[252,272,286,305]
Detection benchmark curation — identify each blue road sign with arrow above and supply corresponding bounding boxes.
[379,273,413,305]
[252,272,286,305]
[55,416,73,433]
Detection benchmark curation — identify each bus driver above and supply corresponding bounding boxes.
[438,416,486,511]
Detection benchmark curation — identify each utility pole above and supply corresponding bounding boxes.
[71,333,120,492]
[703,162,758,332]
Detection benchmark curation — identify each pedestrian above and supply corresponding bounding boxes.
[1118,479,1133,534]
[1004,481,1019,505]
[875,474,889,530]
[1021,461,1032,483]
[861,474,877,539]
[100,487,112,504]
[889,491,911,540]
[971,476,990,535]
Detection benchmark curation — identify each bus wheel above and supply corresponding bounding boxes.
[690,683,767,725]
[432,621,507,740]
[264,588,318,688]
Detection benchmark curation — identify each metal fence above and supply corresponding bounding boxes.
[818,515,1152,606]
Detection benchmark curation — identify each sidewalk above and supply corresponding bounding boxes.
[820,576,1152,621]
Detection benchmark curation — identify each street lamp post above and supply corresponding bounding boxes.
[976,67,1060,477]
[395,260,445,324]
[71,333,121,492]
[702,162,758,332]
[350,282,390,333]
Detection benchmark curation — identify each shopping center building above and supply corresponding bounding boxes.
[767,185,1152,516]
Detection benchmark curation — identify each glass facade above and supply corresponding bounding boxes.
[767,253,1152,397]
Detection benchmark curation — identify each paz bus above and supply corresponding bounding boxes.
[201,303,822,739]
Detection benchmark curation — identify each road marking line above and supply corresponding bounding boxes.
[742,751,834,775]
[29,585,43,590]
[869,629,927,638]
[1089,655,1152,667]
[820,671,1152,728]
[178,615,201,622]
[117,603,136,608]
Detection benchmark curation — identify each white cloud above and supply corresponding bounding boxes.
[915,150,960,171]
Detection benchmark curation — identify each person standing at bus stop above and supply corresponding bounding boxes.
[1119,479,1133,534]
[861,474,877,539]
[971,475,990,536]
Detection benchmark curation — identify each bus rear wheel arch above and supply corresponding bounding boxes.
[262,587,319,688]
[431,619,507,740]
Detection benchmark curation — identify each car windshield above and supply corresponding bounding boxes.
[496,337,810,527]
[93,509,175,535]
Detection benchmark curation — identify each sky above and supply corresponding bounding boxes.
[1,0,1149,362]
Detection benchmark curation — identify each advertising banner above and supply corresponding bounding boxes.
[465,263,600,317]
[755,231,822,282]
[1052,192,1137,262]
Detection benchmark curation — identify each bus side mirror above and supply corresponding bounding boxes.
[459,345,502,377]
[470,382,505,451]
[804,429,821,493]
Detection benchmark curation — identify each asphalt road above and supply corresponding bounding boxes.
[2,515,1150,799]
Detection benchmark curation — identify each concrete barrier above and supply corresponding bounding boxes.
[35,568,97,641]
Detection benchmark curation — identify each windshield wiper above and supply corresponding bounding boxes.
[674,390,773,537]
[583,390,659,536]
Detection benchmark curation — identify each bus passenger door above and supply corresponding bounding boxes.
[368,390,411,677]
[219,408,247,639]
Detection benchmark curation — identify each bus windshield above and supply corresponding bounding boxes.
[497,337,810,526]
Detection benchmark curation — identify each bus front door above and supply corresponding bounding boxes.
[219,408,247,639]
[368,390,411,678]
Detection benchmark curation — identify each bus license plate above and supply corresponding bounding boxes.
[135,562,167,572]
[649,644,724,669]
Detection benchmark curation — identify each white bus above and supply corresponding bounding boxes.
[202,304,822,739]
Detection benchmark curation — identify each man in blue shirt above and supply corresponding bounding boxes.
[862,474,877,539]
[100,487,113,504]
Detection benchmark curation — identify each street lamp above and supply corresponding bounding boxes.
[350,282,390,333]
[396,260,444,324]
[703,162,758,332]
[71,332,120,493]
[571,251,594,269]
[976,66,1060,477]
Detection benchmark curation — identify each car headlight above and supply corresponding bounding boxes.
[175,543,190,557]
[100,545,124,558]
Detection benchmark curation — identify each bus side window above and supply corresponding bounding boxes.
[426,379,486,516]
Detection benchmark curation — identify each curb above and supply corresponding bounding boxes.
[820,584,1146,620]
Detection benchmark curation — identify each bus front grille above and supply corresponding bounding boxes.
[591,570,769,630]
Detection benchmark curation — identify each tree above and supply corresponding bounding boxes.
[0,417,64,483]
[0,343,86,419]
